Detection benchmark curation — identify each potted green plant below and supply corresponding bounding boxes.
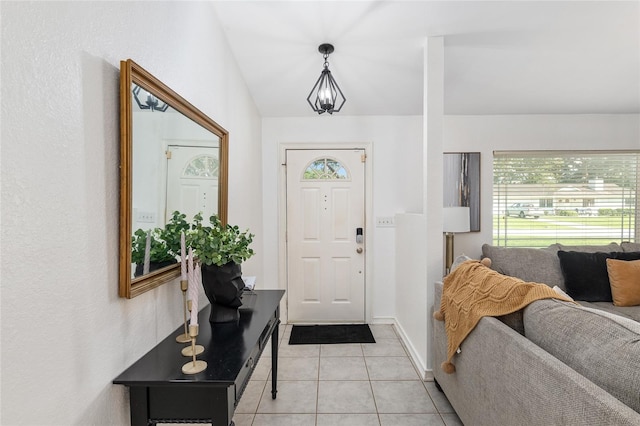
[188,213,255,322]
[131,211,190,277]
[131,228,175,277]
[161,210,190,259]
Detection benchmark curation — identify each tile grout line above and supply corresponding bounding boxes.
[237,324,458,426]
[315,344,320,426]
[363,342,383,425]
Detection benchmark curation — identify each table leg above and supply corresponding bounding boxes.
[129,386,149,426]
[271,319,280,399]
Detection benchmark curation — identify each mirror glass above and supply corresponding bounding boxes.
[120,59,228,298]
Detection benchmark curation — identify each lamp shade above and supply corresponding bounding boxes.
[443,207,470,233]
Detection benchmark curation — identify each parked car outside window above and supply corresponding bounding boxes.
[506,203,543,219]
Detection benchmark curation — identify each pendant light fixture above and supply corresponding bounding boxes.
[132,85,169,112]
[307,43,346,114]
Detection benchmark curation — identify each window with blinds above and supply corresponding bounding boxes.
[493,151,639,247]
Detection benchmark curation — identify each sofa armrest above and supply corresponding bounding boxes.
[434,281,443,313]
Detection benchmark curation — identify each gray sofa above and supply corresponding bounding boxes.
[432,243,640,425]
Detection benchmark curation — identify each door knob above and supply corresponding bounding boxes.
[356,247,363,254]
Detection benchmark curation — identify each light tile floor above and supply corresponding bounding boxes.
[231,324,463,426]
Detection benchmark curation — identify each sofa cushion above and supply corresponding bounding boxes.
[481,244,565,289]
[557,251,640,302]
[606,258,640,307]
[524,299,640,414]
[578,301,640,322]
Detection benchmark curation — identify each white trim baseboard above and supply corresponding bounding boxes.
[379,317,431,381]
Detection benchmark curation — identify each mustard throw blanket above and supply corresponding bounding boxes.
[434,260,573,373]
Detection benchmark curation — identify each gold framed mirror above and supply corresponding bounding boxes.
[119,59,228,298]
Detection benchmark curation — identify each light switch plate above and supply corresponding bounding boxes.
[376,216,395,227]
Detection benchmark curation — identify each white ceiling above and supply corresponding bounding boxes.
[213,1,640,117]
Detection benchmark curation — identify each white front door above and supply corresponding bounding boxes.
[286,149,366,323]
[165,145,218,224]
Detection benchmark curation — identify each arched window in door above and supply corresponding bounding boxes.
[303,157,349,180]
[183,155,219,178]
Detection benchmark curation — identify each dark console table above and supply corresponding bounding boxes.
[114,289,284,426]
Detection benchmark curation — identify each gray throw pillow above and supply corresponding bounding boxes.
[449,254,471,274]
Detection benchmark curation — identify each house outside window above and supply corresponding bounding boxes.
[493,151,638,247]
[540,198,553,208]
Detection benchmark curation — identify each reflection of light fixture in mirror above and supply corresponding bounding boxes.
[443,206,470,274]
[307,43,346,114]
[132,85,169,112]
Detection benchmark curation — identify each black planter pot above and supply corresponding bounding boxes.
[134,259,177,277]
[200,262,246,323]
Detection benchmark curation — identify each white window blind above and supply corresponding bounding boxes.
[493,151,639,247]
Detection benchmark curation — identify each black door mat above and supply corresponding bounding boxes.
[289,324,376,345]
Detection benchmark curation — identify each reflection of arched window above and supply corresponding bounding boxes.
[183,155,219,178]
[303,158,349,180]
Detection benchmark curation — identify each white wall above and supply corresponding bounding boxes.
[1,2,261,425]
[443,114,640,260]
[394,213,428,375]
[261,116,423,321]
